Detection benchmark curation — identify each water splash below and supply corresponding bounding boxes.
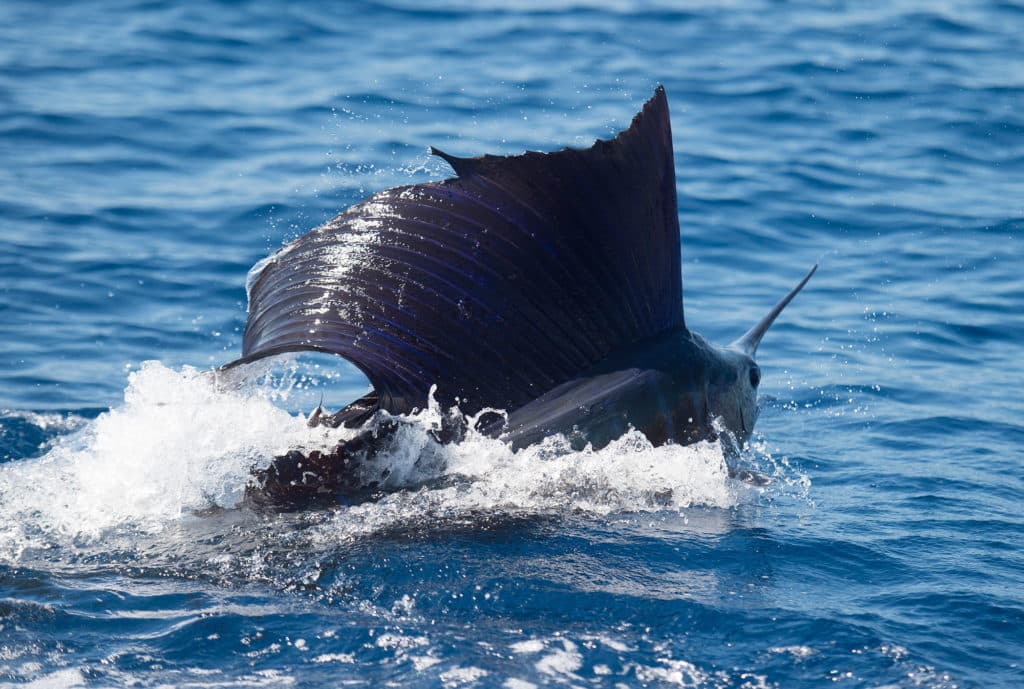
[317,424,736,546]
[0,361,750,565]
[0,362,349,560]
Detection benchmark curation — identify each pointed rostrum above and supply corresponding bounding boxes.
[232,87,684,415]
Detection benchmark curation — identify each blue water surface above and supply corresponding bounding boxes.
[1,1,1022,687]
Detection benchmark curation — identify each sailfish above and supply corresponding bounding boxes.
[224,86,816,507]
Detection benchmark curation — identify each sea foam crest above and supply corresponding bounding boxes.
[0,362,349,559]
[0,361,736,562]
[320,426,734,544]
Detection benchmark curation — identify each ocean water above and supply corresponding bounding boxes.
[1,1,1022,687]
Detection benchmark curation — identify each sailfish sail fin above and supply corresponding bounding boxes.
[229,86,684,415]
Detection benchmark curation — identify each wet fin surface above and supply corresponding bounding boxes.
[235,87,683,415]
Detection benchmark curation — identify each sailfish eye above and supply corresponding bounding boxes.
[749,365,761,389]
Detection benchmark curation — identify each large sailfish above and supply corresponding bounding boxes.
[224,86,816,507]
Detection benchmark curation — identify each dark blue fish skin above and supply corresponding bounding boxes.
[231,88,683,416]
[245,325,778,509]
[498,329,714,451]
[236,89,812,507]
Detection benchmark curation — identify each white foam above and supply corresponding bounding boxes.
[0,360,739,564]
[1,410,89,435]
[21,668,86,689]
[315,400,735,543]
[534,640,583,679]
[0,361,349,560]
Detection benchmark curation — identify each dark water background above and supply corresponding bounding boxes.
[1,1,1022,687]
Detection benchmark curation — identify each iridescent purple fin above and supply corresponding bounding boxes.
[230,86,684,415]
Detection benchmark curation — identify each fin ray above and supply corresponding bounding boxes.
[232,86,684,415]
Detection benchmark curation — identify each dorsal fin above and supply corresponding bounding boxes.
[230,86,684,415]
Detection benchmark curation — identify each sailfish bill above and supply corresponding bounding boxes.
[733,264,818,356]
[224,86,816,508]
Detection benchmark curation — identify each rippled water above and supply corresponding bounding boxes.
[1,1,1022,687]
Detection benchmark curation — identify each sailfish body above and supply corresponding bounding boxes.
[227,87,815,506]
